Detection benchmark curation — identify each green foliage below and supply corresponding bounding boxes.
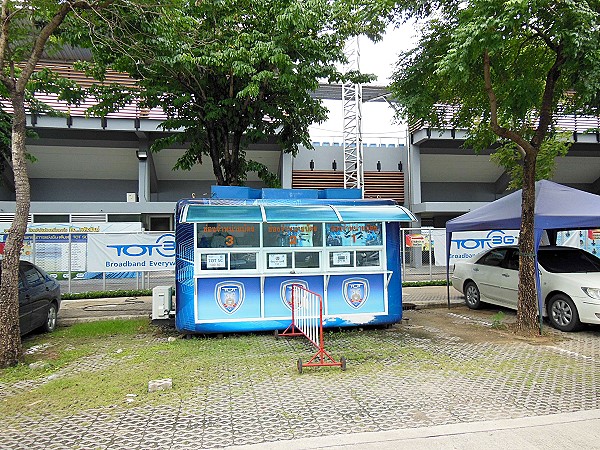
[61,289,153,300]
[0,110,11,174]
[390,0,600,332]
[243,160,282,188]
[490,137,570,190]
[74,0,375,185]
[402,280,447,287]
[490,311,506,329]
[390,0,600,148]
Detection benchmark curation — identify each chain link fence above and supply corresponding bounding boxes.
[12,228,447,294]
[400,228,448,282]
[8,231,175,294]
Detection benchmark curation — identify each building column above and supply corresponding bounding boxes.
[408,140,423,268]
[408,140,422,210]
[281,151,293,189]
[137,136,150,203]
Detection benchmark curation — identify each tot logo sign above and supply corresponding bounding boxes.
[450,230,519,260]
[87,233,176,271]
[107,233,175,258]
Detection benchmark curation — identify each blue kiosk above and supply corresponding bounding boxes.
[174,187,416,334]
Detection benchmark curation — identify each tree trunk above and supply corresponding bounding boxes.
[516,149,539,334]
[207,127,225,185]
[0,92,29,367]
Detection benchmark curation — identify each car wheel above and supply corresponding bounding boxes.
[42,302,58,333]
[464,281,482,309]
[548,294,581,332]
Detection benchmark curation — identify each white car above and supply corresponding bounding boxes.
[451,245,600,332]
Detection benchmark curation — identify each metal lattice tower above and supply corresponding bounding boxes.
[342,37,363,193]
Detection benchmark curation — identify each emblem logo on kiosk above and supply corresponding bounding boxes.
[280,279,309,310]
[343,278,369,309]
[215,281,245,314]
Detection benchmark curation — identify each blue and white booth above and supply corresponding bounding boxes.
[175,187,416,334]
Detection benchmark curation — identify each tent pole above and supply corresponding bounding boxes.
[446,231,452,309]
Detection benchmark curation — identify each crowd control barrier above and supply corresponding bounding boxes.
[279,284,346,373]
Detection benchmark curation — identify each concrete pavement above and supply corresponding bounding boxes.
[58,295,153,324]
[36,286,600,450]
[228,409,600,449]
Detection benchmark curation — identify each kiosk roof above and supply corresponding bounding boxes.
[180,202,416,223]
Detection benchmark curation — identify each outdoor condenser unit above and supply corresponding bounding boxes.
[152,285,174,320]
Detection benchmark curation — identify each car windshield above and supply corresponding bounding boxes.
[538,248,600,273]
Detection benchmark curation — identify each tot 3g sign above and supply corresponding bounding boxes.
[87,233,176,271]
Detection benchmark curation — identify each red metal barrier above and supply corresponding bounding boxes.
[279,284,346,373]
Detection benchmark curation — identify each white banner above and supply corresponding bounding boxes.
[434,229,520,266]
[87,232,176,272]
[0,222,142,234]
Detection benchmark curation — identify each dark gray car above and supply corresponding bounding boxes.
[9,261,61,335]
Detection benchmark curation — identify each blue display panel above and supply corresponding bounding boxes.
[263,275,325,318]
[325,223,382,246]
[196,277,261,321]
[326,274,386,315]
[175,220,196,333]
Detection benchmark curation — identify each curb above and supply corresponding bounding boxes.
[57,314,150,326]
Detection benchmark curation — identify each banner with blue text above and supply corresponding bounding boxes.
[87,233,176,272]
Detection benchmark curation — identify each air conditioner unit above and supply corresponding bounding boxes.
[152,286,174,320]
[126,192,137,202]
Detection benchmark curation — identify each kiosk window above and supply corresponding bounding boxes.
[201,252,257,270]
[357,251,380,267]
[263,223,322,247]
[294,252,320,269]
[326,223,382,247]
[329,250,382,269]
[230,253,257,270]
[197,223,259,248]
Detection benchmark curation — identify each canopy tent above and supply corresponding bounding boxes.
[445,180,600,319]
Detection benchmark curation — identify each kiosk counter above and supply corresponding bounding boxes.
[175,188,416,334]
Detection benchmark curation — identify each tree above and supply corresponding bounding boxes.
[80,0,373,186]
[0,0,123,367]
[389,0,600,333]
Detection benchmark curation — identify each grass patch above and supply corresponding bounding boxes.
[0,317,589,420]
[53,318,151,339]
[402,280,448,287]
[1,319,152,386]
[0,322,301,417]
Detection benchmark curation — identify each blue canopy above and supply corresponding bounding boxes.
[446,180,600,234]
[445,180,600,318]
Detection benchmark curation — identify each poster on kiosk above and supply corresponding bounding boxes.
[174,187,416,334]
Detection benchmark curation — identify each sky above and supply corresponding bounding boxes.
[309,24,418,146]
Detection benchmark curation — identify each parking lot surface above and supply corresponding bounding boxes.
[1,287,599,449]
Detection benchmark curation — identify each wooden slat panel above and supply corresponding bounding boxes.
[364,171,404,204]
[292,170,405,204]
[292,170,344,189]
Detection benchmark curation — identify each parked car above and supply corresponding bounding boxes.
[452,245,600,332]
[0,261,61,335]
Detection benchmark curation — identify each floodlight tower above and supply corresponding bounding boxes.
[342,36,363,194]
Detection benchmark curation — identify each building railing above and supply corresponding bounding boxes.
[409,104,600,136]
